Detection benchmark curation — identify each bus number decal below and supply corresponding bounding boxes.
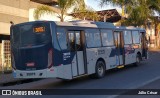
[98,50,105,55]
[63,52,71,60]
[34,27,45,33]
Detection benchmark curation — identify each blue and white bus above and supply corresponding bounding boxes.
[10,20,148,79]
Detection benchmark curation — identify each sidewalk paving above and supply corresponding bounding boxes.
[149,47,160,52]
[0,73,24,85]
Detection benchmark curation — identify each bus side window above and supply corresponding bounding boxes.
[68,31,82,51]
[132,31,140,44]
[123,31,132,45]
[85,29,101,48]
[68,31,75,51]
[100,29,114,46]
[57,28,67,50]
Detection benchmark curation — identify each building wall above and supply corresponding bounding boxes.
[0,0,60,35]
[29,8,74,22]
[0,0,30,35]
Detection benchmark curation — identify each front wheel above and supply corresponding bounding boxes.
[95,61,106,78]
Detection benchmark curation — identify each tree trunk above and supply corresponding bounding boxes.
[60,11,64,22]
[122,5,125,17]
[155,23,158,48]
[60,17,64,22]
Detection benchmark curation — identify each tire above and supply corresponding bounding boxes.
[95,60,106,78]
[134,54,141,66]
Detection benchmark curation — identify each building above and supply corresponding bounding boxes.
[0,0,60,35]
[70,9,121,23]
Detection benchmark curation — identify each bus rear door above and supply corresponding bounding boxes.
[68,31,86,77]
[114,31,125,68]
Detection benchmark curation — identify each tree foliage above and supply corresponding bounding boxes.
[34,0,99,22]
[73,5,100,21]
[34,0,81,22]
[100,0,160,27]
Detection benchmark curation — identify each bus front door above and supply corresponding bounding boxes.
[141,32,148,59]
[114,32,125,67]
[68,31,86,77]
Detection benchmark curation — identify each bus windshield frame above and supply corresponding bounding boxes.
[11,22,51,47]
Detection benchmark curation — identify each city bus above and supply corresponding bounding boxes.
[10,20,148,79]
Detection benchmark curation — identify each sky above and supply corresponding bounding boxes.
[85,0,121,11]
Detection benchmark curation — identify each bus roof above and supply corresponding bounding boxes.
[54,20,115,28]
[54,20,145,31]
[12,20,145,31]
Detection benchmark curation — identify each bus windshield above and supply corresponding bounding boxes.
[11,23,51,47]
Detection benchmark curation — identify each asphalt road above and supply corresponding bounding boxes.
[1,50,160,98]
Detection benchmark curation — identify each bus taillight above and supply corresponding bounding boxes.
[11,53,16,70]
[48,49,53,68]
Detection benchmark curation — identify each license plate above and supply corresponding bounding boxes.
[26,73,35,76]
[26,62,35,67]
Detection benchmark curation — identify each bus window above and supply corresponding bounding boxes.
[123,31,132,45]
[57,28,67,50]
[11,26,20,45]
[75,31,82,51]
[101,29,114,46]
[68,31,82,51]
[68,31,75,51]
[132,31,140,44]
[85,29,101,48]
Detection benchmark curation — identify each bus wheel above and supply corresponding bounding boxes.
[95,60,105,78]
[134,54,141,66]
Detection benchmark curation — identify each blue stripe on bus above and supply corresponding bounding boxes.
[109,47,135,57]
[54,47,136,66]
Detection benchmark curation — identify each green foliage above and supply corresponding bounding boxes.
[100,0,160,27]
[34,5,55,20]
[73,5,100,21]
[34,0,99,22]
[126,0,160,27]
[34,0,81,22]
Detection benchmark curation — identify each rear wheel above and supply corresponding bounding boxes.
[95,60,106,78]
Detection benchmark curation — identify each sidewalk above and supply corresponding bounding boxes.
[148,47,160,52]
[0,73,24,85]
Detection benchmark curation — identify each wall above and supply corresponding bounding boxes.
[29,8,74,22]
[0,0,60,35]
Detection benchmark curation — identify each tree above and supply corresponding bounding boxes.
[100,0,160,27]
[100,0,134,17]
[125,0,160,28]
[72,6,100,21]
[34,0,82,22]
